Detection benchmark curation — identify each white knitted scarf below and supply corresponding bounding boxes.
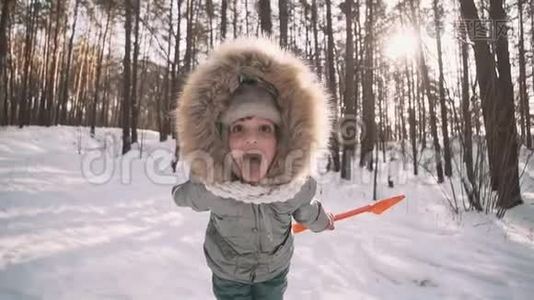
[203,178,307,204]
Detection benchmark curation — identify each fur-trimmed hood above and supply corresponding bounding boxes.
[175,37,332,185]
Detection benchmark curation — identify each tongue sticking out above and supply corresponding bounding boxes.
[242,153,263,181]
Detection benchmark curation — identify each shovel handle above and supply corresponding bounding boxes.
[291,206,369,234]
[292,223,308,234]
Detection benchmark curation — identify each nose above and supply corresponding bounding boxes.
[244,132,258,145]
[245,136,257,144]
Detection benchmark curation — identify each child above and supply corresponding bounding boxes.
[172,37,334,300]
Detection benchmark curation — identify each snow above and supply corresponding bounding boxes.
[1,126,534,300]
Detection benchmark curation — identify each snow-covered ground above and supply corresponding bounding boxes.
[1,126,533,300]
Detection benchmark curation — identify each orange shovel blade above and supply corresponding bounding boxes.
[369,195,405,214]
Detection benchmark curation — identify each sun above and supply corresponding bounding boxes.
[384,28,419,60]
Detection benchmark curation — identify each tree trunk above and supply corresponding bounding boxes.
[259,0,272,35]
[416,67,426,148]
[325,0,340,172]
[171,0,183,165]
[8,26,16,125]
[311,0,321,77]
[419,55,444,183]
[360,0,375,171]
[46,0,62,125]
[304,3,311,59]
[192,1,200,70]
[341,0,355,180]
[131,0,141,143]
[531,0,534,141]
[399,73,407,161]
[184,0,193,73]
[488,0,522,212]
[279,0,288,47]
[405,61,418,176]
[122,0,132,154]
[71,35,87,125]
[160,0,175,142]
[460,24,480,210]
[518,0,531,148]
[459,0,498,190]
[91,6,111,137]
[170,0,183,141]
[72,36,87,125]
[409,0,443,182]
[100,27,113,127]
[0,0,13,68]
[0,0,14,125]
[18,0,37,128]
[245,0,250,35]
[206,0,213,48]
[232,0,237,38]
[221,0,227,40]
[433,0,452,176]
[59,0,80,125]
[354,0,361,121]
[459,0,522,213]
[378,71,385,163]
[28,14,40,125]
[38,12,53,126]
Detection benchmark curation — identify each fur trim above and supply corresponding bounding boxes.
[175,36,333,185]
[203,177,307,204]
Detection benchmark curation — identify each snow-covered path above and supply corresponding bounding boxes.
[1,126,533,300]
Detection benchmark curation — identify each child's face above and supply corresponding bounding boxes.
[228,116,277,184]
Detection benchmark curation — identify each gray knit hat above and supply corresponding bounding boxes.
[219,77,281,126]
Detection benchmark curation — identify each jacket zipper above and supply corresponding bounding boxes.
[251,204,260,281]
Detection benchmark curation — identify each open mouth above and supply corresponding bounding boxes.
[240,152,264,180]
[243,153,263,165]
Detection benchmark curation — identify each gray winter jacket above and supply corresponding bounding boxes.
[172,176,330,283]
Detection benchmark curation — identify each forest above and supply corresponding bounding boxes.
[0,0,533,217]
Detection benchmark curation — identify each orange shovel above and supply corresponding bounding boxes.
[292,194,406,234]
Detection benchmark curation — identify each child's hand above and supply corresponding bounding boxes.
[326,212,335,230]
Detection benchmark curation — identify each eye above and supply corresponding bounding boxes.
[231,124,243,134]
[259,124,273,134]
